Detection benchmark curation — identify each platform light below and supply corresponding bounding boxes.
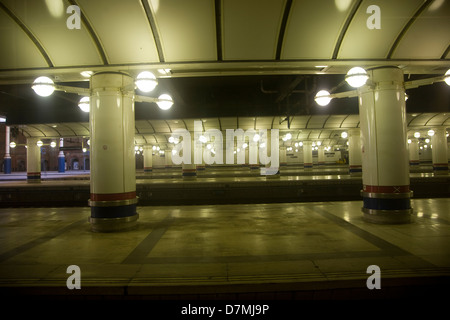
[37,140,43,147]
[425,138,430,143]
[253,134,260,142]
[50,141,56,148]
[9,142,16,148]
[80,71,93,78]
[199,135,207,143]
[408,139,412,144]
[294,142,298,148]
[314,90,332,106]
[345,67,369,88]
[78,96,90,112]
[445,69,450,86]
[87,139,90,146]
[156,94,173,110]
[135,71,157,92]
[32,76,55,97]
[414,132,420,138]
[168,136,174,143]
[341,132,348,139]
[83,148,87,153]
[427,129,435,137]
[206,144,212,150]
[299,142,303,147]
[242,143,248,149]
[316,141,321,146]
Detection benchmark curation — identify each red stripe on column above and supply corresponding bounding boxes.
[90,191,136,201]
[363,185,410,193]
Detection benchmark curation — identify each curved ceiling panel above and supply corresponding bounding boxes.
[338,0,424,59]
[0,8,48,69]
[150,0,217,62]
[78,0,160,64]
[391,0,450,59]
[281,0,353,59]
[1,0,103,67]
[222,0,285,60]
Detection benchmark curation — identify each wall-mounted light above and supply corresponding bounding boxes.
[345,67,369,88]
[135,71,157,93]
[156,94,173,110]
[315,90,332,106]
[32,77,55,97]
[78,96,90,112]
[445,69,450,86]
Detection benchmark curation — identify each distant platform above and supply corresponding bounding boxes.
[0,165,448,207]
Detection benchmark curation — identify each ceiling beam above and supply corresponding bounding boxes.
[275,0,293,60]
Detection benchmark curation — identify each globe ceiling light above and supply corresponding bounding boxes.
[156,94,173,110]
[414,132,420,138]
[445,69,450,86]
[341,131,348,139]
[314,90,332,106]
[50,141,57,148]
[425,138,430,144]
[37,140,43,147]
[135,71,158,92]
[78,96,90,112]
[407,139,412,144]
[345,67,369,88]
[199,135,207,143]
[32,76,55,97]
[253,134,260,142]
[9,142,16,148]
[427,129,435,137]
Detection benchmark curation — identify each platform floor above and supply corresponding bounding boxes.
[0,198,449,301]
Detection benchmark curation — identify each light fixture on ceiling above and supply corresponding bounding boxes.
[156,94,174,110]
[341,132,348,139]
[345,67,369,88]
[428,129,435,137]
[414,132,420,138]
[78,96,90,112]
[32,76,55,97]
[445,69,450,86]
[314,90,332,106]
[37,140,43,147]
[135,71,158,92]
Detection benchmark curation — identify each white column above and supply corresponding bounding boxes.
[359,67,411,224]
[143,146,153,172]
[4,126,11,174]
[58,138,65,173]
[408,138,420,166]
[88,72,138,232]
[348,129,362,175]
[431,127,448,174]
[317,145,325,166]
[303,141,312,169]
[26,137,41,183]
[182,138,197,179]
[164,150,172,168]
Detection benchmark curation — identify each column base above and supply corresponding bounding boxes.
[88,214,139,232]
[361,187,413,224]
[362,208,412,224]
[4,157,11,174]
[27,172,41,183]
[88,195,139,232]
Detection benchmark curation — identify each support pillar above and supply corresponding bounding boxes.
[348,129,362,175]
[88,72,138,232]
[4,126,11,174]
[317,145,325,166]
[249,141,259,171]
[182,138,197,179]
[280,146,287,168]
[408,138,420,167]
[303,141,312,170]
[164,150,173,169]
[58,138,65,173]
[26,137,41,183]
[431,127,448,174]
[359,67,412,224]
[143,146,153,172]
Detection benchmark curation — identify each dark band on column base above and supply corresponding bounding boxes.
[362,207,412,224]
[89,196,139,232]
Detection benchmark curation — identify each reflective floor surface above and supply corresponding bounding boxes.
[0,198,449,299]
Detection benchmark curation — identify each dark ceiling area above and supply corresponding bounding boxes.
[0,73,449,125]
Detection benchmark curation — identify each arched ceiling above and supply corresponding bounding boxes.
[0,0,449,85]
[9,112,449,150]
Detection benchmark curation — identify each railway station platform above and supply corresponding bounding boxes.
[0,166,449,301]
